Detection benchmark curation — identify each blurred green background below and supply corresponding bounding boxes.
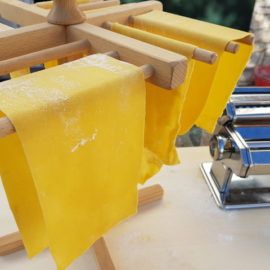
[121,0,255,31]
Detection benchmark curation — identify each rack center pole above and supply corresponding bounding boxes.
[47,0,86,25]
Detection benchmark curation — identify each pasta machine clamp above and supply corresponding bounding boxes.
[201,87,270,209]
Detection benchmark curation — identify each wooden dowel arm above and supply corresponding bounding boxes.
[0,38,153,79]
[104,51,155,79]
[129,16,250,54]
[0,232,23,256]
[141,64,155,80]
[0,56,155,138]
[225,42,239,54]
[85,0,163,26]
[0,58,154,138]
[0,40,91,76]
[193,48,217,64]
[104,51,120,58]
[67,23,187,89]
[138,184,164,208]
[104,21,217,65]
[0,0,48,26]
[0,23,66,61]
[93,238,116,270]
[224,35,254,53]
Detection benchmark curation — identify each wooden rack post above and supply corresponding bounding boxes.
[47,0,86,25]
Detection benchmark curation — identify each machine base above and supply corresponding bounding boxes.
[200,162,270,210]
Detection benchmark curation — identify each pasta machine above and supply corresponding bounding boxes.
[201,87,270,209]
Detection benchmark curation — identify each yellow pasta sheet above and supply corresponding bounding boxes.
[10,68,30,78]
[0,54,146,269]
[132,11,253,133]
[10,61,58,79]
[44,60,59,69]
[112,23,195,168]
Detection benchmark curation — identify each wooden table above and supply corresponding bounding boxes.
[1,147,270,270]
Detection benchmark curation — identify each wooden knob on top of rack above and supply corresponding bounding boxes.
[47,0,86,26]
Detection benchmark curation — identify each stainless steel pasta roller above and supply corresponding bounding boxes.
[201,87,270,209]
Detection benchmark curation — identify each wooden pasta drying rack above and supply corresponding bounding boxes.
[0,0,245,269]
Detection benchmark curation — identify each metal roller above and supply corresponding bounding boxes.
[201,87,270,210]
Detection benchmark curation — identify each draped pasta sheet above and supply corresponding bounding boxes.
[0,11,254,270]
[132,11,254,133]
[0,54,146,270]
[112,23,195,172]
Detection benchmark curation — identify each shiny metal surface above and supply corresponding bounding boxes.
[235,106,270,116]
[209,135,233,161]
[231,94,270,106]
[202,87,270,209]
[227,93,270,123]
[201,162,270,210]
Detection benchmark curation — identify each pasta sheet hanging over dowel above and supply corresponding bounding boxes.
[132,10,253,133]
[0,54,146,270]
[111,23,202,169]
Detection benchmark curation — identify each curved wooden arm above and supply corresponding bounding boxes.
[47,0,86,25]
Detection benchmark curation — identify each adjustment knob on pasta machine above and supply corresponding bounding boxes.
[209,135,234,161]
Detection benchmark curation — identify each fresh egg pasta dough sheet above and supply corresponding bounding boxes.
[10,61,58,79]
[132,11,253,133]
[0,54,146,270]
[112,23,195,168]
[10,68,30,78]
[44,60,59,69]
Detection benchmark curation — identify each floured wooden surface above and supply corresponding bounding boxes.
[1,147,270,270]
